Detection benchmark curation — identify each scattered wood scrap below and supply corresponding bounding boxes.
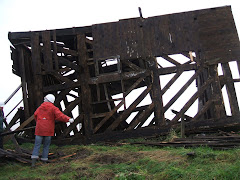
[131,135,240,150]
[0,148,78,164]
[0,148,31,163]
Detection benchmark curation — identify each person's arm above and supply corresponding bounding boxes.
[34,109,38,122]
[53,106,71,123]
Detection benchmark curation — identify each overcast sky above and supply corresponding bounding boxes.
[0,0,239,121]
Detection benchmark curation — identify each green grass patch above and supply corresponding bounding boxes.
[1,140,240,180]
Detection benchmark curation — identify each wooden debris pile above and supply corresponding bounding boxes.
[0,147,78,164]
[0,148,32,164]
[131,134,240,150]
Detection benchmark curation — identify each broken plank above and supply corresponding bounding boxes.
[107,84,152,131]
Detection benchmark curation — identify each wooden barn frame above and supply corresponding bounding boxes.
[7,6,240,144]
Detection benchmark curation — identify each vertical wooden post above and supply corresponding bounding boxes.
[237,61,240,78]
[222,62,239,116]
[77,34,93,137]
[181,115,185,138]
[147,57,164,125]
[23,47,35,116]
[18,46,30,119]
[209,65,226,118]
[52,30,59,70]
[31,32,43,108]
[42,31,53,71]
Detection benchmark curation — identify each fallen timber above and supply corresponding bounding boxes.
[131,135,240,150]
[4,5,240,147]
[0,148,77,164]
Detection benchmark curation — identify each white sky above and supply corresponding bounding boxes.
[0,0,239,123]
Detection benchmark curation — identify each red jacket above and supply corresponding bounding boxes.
[34,102,70,136]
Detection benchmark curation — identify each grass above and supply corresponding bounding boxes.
[1,139,240,180]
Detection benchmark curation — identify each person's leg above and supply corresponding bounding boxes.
[31,135,43,167]
[31,135,43,159]
[41,136,51,161]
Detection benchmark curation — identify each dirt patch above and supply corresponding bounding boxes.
[53,147,93,161]
[91,154,127,164]
[139,150,184,162]
[94,170,115,180]
[46,163,71,176]
[74,167,115,180]
[69,148,93,160]
[89,152,141,165]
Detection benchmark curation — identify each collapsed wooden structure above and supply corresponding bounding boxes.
[6,6,240,144]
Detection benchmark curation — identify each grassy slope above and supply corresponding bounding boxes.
[1,140,240,180]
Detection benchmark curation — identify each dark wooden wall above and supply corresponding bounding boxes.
[7,6,240,143]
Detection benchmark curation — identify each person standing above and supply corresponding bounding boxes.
[31,94,74,167]
[0,102,5,149]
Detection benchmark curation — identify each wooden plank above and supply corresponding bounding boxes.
[162,55,181,66]
[122,60,143,71]
[237,61,240,78]
[126,102,155,130]
[42,31,53,71]
[158,63,197,75]
[63,97,81,115]
[77,34,93,137]
[89,69,150,84]
[136,111,149,128]
[58,57,80,72]
[31,32,43,107]
[164,67,203,113]
[107,84,152,131]
[9,25,92,43]
[15,115,34,131]
[57,46,78,56]
[60,114,83,138]
[61,96,75,135]
[182,52,196,62]
[54,88,71,105]
[161,69,183,95]
[147,57,164,125]
[43,82,79,93]
[181,115,185,138]
[119,18,144,60]
[185,115,240,134]
[93,76,146,133]
[171,109,192,122]
[171,77,214,123]
[18,47,30,119]
[48,71,73,84]
[221,62,239,116]
[4,114,35,144]
[0,126,35,137]
[208,65,226,118]
[103,84,112,111]
[21,45,35,116]
[4,111,20,131]
[52,30,59,70]
[198,67,214,119]
[93,99,124,133]
[0,149,31,163]
[192,99,214,121]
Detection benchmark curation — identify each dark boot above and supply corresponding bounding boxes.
[31,158,37,167]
